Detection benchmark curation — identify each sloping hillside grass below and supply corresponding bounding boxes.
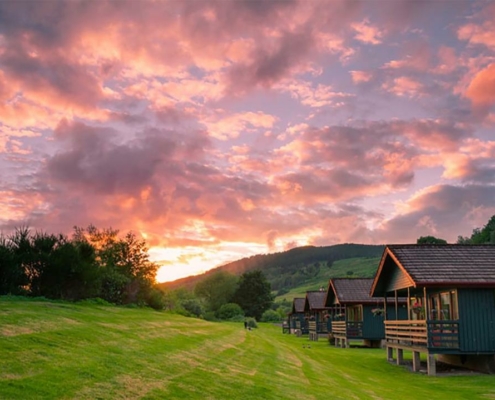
[1,297,494,399]
[275,256,381,302]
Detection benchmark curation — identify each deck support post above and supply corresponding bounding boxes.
[427,354,436,376]
[396,348,403,365]
[387,346,394,362]
[412,351,421,372]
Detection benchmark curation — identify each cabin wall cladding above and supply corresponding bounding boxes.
[458,289,495,353]
[363,306,386,339]
[386,259,411,292]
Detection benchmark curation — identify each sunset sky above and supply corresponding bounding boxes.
[1,1,495,282]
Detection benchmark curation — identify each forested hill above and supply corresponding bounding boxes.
[160,243,385,292]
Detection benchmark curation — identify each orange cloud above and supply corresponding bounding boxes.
[465,63,495,107]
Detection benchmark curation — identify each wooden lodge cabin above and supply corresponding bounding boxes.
[304,290,330,341]
[371,244,495,375]
[325,278,407,348]
[287,297,308,335]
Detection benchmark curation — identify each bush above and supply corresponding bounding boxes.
[216,303,244,320]
[261,309,281,322]
[246,317,258,329]
[203,311,218,321]
[145,288,166,310]
[229,314,246,322]
[180,298,204,317]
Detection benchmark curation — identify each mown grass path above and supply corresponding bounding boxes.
[1,299,495,399]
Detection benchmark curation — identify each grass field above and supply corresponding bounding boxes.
[1,297,495,399]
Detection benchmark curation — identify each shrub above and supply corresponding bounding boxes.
[145,288,166,310]
[203,311,218,321]
[216,303,244,320]
[261,309,281,322]
[180,298,204,317]
[246,317,258,329]
[229,314,246,322]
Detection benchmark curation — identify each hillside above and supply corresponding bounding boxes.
[160,243,385,293]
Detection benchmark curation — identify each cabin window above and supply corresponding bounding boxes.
[429,290,458,320]
[347,305,363,322]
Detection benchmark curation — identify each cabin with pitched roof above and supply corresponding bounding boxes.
[287,297,307,335]
[371,244,495,375]
[325,278,407,348]
[304,290,330,341]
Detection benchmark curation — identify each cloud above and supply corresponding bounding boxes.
[465,63,495,110]
[376,184,495,243]
[352,19,384,45]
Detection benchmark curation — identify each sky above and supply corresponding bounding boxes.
[1,1,495,282]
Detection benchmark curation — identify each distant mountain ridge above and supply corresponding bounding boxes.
[160,243,385,292]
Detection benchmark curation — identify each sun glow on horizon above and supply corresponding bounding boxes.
[149,241,268,283]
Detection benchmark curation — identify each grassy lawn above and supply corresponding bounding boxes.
[1,298,495,399]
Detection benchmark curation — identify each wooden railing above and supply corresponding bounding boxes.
[332,321,346,336]
[385,320,459,349]
[332,321,363,338]
[427,320,459,349]
[308,321,328,333]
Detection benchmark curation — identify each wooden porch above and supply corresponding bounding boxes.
[308,320,328,341]
[384,320,460,375]
[332,320,364,347]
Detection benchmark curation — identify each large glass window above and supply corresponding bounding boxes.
[429,290,458,320]
[347,305,363,321]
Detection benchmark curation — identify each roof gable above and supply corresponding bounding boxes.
[327,278,377,305]
[292,298,305,313]
[304,290,327,311]
[371,244,495,295]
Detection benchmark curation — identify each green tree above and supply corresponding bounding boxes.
[194,271,238,313]
[416,236,447,244]
[232,270,274,321]
[0,233,27,295]
[216,303,244,320]
[469,215,495,244]
[73,225,159,305]
[456,215,495,245]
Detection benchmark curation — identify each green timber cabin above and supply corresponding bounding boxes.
[324,278,407,348]
[303,290,330,341]
[371,244,495,375]
[287,297,308,335]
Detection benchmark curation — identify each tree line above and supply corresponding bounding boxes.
[0,224,275,320]
[417,215,495,245]
[0,225,162,308]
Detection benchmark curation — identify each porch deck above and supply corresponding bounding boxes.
[308,320,328,341]
[332,321,364,347]
[384,320,460,375]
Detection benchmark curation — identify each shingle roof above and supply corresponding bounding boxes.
[292,298,305,313]
[330,278,376,304]
[305,290,327,311]
[387,244,495,285]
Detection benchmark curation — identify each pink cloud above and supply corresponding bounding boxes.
[352,19,384,45]
[465,63,495,108]
[382,76,423,97]
[350,70,372,84]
